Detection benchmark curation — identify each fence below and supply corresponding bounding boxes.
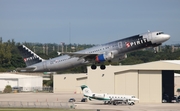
[14,87,53,92]
[0,101,75,109]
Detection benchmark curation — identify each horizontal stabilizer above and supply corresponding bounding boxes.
[16,67,36,72]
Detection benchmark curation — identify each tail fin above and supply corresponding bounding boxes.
[18,45,44,66]
[81,85,92,97]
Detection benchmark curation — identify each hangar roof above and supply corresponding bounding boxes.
[54,73,87,79]
[175,73,180,77]
[131,60,180,70]
[164,60,180,65]
[0,73,41,79]
[112,60,180,74]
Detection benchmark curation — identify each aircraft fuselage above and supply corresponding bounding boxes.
[18,31,170,72]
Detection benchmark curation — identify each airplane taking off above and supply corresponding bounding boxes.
[80,85,139,105]
[17,31,170,72]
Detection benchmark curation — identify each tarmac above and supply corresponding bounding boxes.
[0,93,180,111]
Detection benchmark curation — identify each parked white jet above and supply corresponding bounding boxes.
[81,85,139,105]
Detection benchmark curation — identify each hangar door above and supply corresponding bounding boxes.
[76,77,87,94]
[139,70,161,103]
[162,70,174,103]
[115,71,138,97]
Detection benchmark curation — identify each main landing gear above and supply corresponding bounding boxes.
[91,64,106,70]
[153,47,158,54]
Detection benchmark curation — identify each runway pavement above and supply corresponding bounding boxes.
[0,93,180,111]
[0,93,83,102]
[76,101,180,111]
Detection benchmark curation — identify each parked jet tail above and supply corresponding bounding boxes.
[18,45,45,67]
[81,85,92,97]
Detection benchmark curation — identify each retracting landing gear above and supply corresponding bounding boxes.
[100,65,106,70]
[91,64,106,70]
[91,64,97,69]
[153,47,158,54]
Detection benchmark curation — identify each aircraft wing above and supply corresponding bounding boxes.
[61,52,99,61]
[16,67,36,72]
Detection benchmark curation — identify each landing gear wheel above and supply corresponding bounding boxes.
[113,101,117,105]
[91,64,97,69]
[153,47,157,54]
[154,50,157,54]
[100,65,106,70]
[108,101,111,104]
[104,101,107,104]
[128,102,134,105]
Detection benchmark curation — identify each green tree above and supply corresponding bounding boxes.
[3,85,12,93]
[0,43,12,67]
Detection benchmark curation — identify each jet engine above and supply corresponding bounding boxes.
[92,94,104,99]
[95,50,118,62]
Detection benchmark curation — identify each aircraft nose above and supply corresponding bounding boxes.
[134,98,139,101]
[132,98,139,101]
[163,34,170,41]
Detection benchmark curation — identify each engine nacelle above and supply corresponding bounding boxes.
[92,94,104,99]
[95,50,118,62]
[95,54,105,62]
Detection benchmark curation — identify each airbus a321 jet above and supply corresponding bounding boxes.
[81,85,139,105]
[17,31,170,72]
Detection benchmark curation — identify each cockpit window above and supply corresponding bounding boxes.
[156,32,164,35]
[132,96,135,98]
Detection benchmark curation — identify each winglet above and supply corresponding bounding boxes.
[16,67,36,72]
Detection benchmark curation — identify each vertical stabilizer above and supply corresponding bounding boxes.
[81,85,92,97]
[18,45,44,66]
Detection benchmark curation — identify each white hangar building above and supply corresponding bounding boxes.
[175,73,180,96]
[54,60,180,103]
[0,73,42,92]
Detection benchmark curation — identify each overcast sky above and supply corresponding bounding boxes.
[0,0,180,45]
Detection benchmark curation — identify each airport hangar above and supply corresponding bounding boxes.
[0,73,42,92]
[54,60,180,103]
